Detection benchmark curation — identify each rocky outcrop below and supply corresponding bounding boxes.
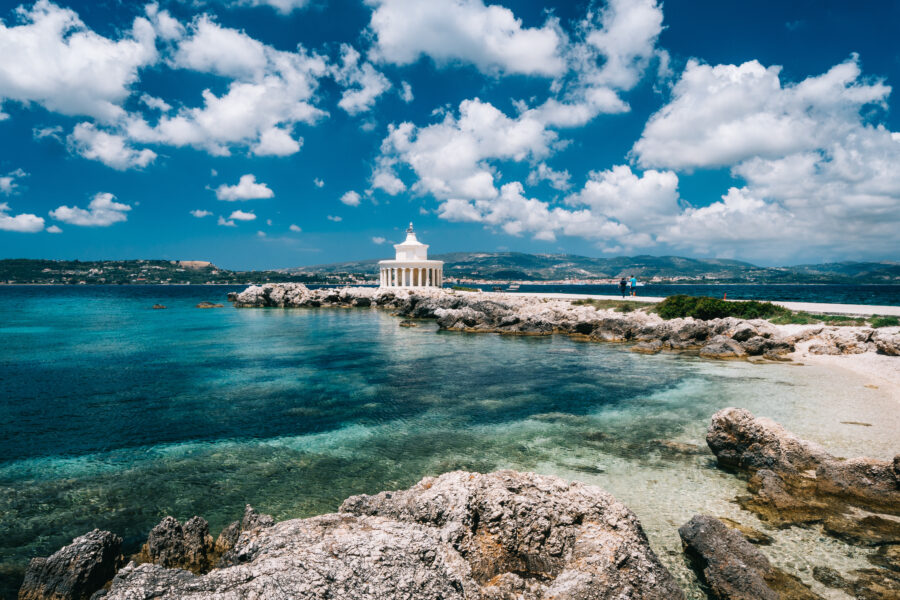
[228,284,899,359]
[19,530,122,600]
[678,515,820,600]
[135,516,214,573]
[100,471,683,599]
[706,408,900,564]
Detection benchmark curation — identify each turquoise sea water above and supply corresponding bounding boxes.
[1,286,897,599]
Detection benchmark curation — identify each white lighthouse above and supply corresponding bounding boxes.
[378,223,444,288]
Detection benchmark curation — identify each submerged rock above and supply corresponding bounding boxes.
[706,407,900,545]
[678,515,820,600]
[102,471,683,599]
[194,302,223,309]
[19,529,122,600]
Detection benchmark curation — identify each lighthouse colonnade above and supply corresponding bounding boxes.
[379,264,443,288]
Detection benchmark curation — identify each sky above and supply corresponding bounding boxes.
[0,0,898,270]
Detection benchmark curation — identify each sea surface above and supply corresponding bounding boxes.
[1,285,898,599]
[462,283,900,305]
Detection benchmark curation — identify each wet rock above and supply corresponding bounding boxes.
[869,544,900,571]
[137,516,213,573]
[151,304,166,310]
[699,336,748,360]
[19,529,123,600]
[706,408,828,475]
[104,471,684,600]
[814,565,900,600]
[678,515,820,600]
[194,302,223,309]
[717,517,774,545]
[398,319,418,327]
[632,339,663,354]
[823,514,900,546]
[740,469,828,526]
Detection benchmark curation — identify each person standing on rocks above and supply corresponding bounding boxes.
[630,274,637,296]
[619,277,628,297]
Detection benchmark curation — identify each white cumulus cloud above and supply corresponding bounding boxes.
[50,192,131,226]
[365,0,565,76]
[340,190,361,206]
[332,44,391,115]
[289,223,301,232]
[0,0,157,122]
[190,209,212,218]
[0,168,28,195]
[372,236,387,244]
[68,122,156,170]
[228,209,256,221]
[215,174,274,201]
[0,202,44,232]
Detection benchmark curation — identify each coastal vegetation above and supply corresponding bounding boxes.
[571,298,653,312]
[871,315,900,328]
[654,295,791,321]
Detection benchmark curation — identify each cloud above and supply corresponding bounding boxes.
[215,174,274,201]
[632,56,890,170]
[50,192,131,226]
[140,93,171,112]
[125,17,328,157]
[0,168,28,195]
[375,98,557,201]
[327,214,342,222]
[289,223,301,232]
[68,122,156,170]
[400,81,413,103]
[217,215,236,226]
[340,190,361,206]
[366,0,565,76]
[0,202,44,232]
[228,209,256,221]
[46,224,62,233]
[526,163,571,191]
[565,164,680,230]
[226,0,311,14]
[0,0,157,122]
[256,230,266,237]
[33,125,63,141]
[372,236,387,244]
[190,209,212,217]
[437,181,630,243]
[313,178,324,188]
[332,44,391,115]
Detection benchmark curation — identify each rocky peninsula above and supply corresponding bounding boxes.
[228,284,900,364]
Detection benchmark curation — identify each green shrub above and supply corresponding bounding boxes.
[870,315,900,328]
[654,295,791,321]
[451,285,480,292]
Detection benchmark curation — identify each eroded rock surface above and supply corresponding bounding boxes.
[19,530,122,600]
[228,284,900,359]
[678,515,820,600]
[102,471,683,599]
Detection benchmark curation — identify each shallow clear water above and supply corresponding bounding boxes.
[0,286,897,599]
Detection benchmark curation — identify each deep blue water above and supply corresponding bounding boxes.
[0,285,896,599]
[463,283,900,305]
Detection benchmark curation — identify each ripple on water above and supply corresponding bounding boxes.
[0,292,897,599]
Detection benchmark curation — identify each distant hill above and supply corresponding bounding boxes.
[286,253,900,283]
[2,256,897,285]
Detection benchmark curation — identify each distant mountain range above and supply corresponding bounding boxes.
[2,255,897,285]
[286,252,900,283]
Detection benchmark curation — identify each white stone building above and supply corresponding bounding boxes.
[378,224,443,288]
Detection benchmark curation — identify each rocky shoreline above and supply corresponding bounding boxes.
[227,283,900,361]
[19,409,899,600]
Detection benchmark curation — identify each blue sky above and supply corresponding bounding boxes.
[0,0,898,269]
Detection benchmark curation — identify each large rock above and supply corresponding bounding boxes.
[103,471,684,599]
[137,516,214,573]
[678,515,820,600]
[706,407,900,552]
[19,530,122,600]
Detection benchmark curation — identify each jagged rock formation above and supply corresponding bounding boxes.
[678,515,820,600]
[135,516,214,573]
[95,471,682,599]
[18,530,122,600]
[227,284,899,359]
[705,409,900,597]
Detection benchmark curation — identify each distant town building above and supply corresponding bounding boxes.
[378,223,443,288]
